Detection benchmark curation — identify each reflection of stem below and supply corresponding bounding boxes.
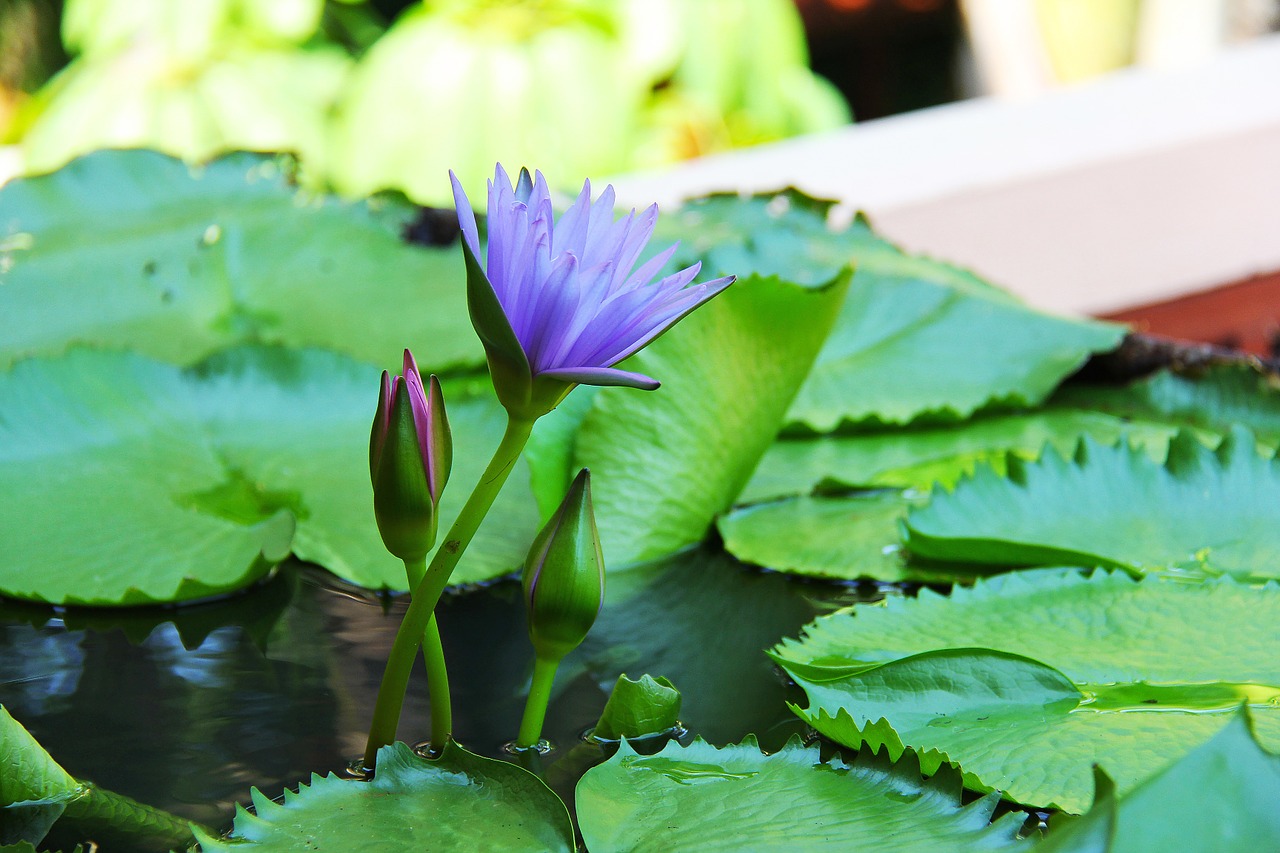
[364,416,535,769]
[516,654,560,748]
[403,557,451,751]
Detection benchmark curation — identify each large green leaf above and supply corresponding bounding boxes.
[905,427,1280,577]
[772,570,1280,812]
[193,741,574,852]
[657,190,1123,431]
[0,150,478,372]
[0,347,537,604]
[533,272,849,568]
[575,737,1030,853]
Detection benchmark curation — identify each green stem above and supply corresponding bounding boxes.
[364,416,535,768]
[516,654,561,748]
[404,556,452,752]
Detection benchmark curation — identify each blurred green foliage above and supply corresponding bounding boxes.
[6,0,849,203]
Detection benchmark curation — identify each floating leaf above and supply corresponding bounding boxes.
[905,427,1280,577]
[0,150,478,372]
[657,190,1122,432]
[533,272,848,568]
[0,347,536,604]
[773,570,1280,811]
[575,737,1030,853]
[193,741,574,852]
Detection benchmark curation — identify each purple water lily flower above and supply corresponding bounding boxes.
[451,165,733,419]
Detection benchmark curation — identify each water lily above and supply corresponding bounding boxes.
[451,164,733,419]
[369,349,452,562]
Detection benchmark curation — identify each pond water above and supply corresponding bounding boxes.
[0,546,883,847]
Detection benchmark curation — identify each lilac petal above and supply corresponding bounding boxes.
[449,170,480,257]
[525,252,581,370]
[553,179,593,257]
[593,275,734,367]
[539,366,660,390]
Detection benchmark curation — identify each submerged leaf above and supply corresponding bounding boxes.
[773,569,1280,812]
[576,736,1030,852]
[194,741,574,852]
[905,427,1280,578]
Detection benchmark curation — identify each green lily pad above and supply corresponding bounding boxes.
[575,737,1030,853]
[772,569,1280,812]
[905,427,1280,577]
[532,271,849,568]
[0,347,537,604]
[193,741,574,852]
[0,149,478,372]
[658,190,1123,432]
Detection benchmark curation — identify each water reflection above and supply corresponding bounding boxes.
[0,548,867,844]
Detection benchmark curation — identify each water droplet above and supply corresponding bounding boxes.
[201,224,222,246]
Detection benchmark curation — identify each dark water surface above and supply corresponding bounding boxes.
[0,547,878,843]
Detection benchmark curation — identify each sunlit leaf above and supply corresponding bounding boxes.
[905,427,1280,578]
[576,737,1030,852]
[773,569,1280,812]
[193,741,574,852]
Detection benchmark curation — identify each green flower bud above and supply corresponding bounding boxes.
[522,468,605,661]
[370,349,451,562]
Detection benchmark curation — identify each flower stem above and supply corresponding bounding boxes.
[516,654,560,748]
[364,416,535,769]
[403,557,452,752]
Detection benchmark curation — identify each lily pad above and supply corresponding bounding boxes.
[657,190,1123,432]
[0,347,537,604]
[0,149,478,372]
[905,427,1280,577]
[533,272,849,568]
[575,737,1030,853]
[772,569,1280,812]
[193,741,574,852]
